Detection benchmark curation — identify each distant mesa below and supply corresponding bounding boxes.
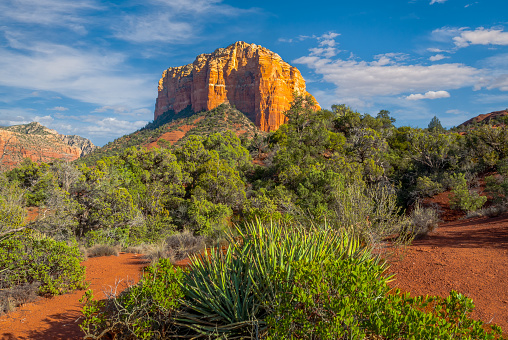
[154,41,320,132]
[0,122,97,170]
[460,109,508,127]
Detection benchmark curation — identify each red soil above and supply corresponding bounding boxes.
[3,207,508,337]
[0,253,147,340]
[388,214,508,331]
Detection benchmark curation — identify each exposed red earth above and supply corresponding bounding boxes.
[0,253,148,340]
[2,211,508,338]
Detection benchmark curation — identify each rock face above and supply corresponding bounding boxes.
[155,41,320,132]
[0,122,97,170]
[460,110,508,127]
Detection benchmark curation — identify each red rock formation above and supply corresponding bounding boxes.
[155,41,320,132]
[460,110,508,127]
[0,122,96,170]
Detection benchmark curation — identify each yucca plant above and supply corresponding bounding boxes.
[176,219,386,338]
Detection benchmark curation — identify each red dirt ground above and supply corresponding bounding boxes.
[2,210,508,337]
[0,253,148,340]
[388,213,508,331]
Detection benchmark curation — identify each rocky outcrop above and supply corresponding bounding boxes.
[460,110,508,127]
[155,41,320,132]
[0,122,97,170]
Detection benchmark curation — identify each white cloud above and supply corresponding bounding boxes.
[309,47,338,58]
[427,48,446,53]
[0,39,156,109]
[114,0,258,43]
[294,55,479,99]
[0,0,100,33]
[446,109,463,114]
[429,54,449,61]
[430,0,447,4]
[48,106,69,111]
[406,90,451,100]
[486,74,508,91]
[453,28,508,47]
[85,117,148,136]
[34,115,54,125]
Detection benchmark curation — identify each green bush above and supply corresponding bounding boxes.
[80,259,184,339]
[266,255,504,339]
[415,176,444,197]
[177,220,371,338]
[449,173,487,212]
[0,230,87,297]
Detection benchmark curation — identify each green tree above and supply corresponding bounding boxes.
[428,116,445,133]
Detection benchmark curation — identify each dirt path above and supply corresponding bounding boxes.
[0,253,147,340]
[388,213,508,331]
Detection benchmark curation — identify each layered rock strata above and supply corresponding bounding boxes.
[0,122,97,170]
[155,41,320,131]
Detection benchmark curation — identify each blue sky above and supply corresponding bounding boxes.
[0,0,507,146]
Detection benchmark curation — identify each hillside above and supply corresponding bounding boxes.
[80,103,263,164]
[0,122,96,170]
[459,109,508,127]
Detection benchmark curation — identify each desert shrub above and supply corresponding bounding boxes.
[466,205,508,219]
[164,230,205,261]
[449,173,487,212]
[0,230,87,297]
[330,181,412,247]
[415,176,444,197]
[409,202,441,238]
[0,283,40,315]
[266,256,504,339]
[177,220,368,338]
[85,244,120,258]
[80,259,184,339]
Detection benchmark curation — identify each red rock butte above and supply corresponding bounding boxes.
[154,41,320,132]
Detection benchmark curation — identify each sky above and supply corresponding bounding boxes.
[0,0,507,146]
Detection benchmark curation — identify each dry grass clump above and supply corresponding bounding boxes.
[409,202,441,239]
[465,205,508,219]
[165,230,206,261]
[0,283,40,315]
[85,244,120,258]
[125,231,206,264]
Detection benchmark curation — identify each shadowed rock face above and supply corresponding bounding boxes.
[154,41,320,132]
[0,122,97,170]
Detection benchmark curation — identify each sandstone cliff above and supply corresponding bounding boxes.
[0,122,97,170]
[155,41,320,132]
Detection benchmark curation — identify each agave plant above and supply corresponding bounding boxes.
[175,219,387,338]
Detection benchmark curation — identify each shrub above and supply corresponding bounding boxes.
[266,256,504,339]
[80,259,184,339]
[449,173,487,212]
[0,230,87,297]
[177,220,371,338]
[0,283,39,315]
[164,230,205,261]
[409,202,441,238]
[415,176,444,197]
[85,244,120,258]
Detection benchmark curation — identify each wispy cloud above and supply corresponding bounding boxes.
[114,0,259,43]
[0,0,100,33]
[48,106,69,111]
[0,38,156,109]
[406,90,450,100]
[430,0,447,4]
